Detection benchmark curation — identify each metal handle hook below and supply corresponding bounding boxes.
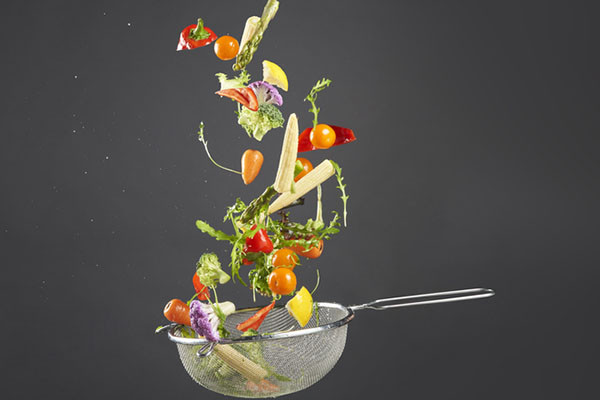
[349,288,495,311]
[196,342,216,358]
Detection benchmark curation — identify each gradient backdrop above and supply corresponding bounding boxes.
[2,1,599,399]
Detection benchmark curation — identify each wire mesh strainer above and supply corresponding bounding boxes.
[158,288,494,398]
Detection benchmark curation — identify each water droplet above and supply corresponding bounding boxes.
[105,155,109,160]
[74,75,78,79]
[127,22,131,27]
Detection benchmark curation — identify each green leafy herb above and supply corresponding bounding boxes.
[248,252,274,299]
[304,78,332,128]
[196,219,236,243]
[215,70,251,90]
[329,160,349,227]
[197,122,241,175]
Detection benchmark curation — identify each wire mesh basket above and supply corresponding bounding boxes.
[160,288,494,398]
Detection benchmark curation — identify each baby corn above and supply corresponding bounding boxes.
[269,160,335,214]
[238,16,260,56]
[273,113,298,193]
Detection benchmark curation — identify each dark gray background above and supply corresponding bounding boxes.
[2,0,599,398]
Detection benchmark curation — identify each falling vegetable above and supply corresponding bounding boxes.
[273,113,299,193]
[238,16,261,54]
[216,87,259,111]
[190,300,236,341]
[286,286,313,327]
[268,267,296,295]
[248,81,283,106]
[177,18,217,51]
[237,103,284,141]
[214,35,240,60]
[215,70,251,90]
[262,60,288,92]
[193,273,211,300]
[196,253,231,287]
[233,0,280,71]
[244,225,274,254]
[298,125,356,152]
[272,248,299,269]
[197,122,243,178]
[294,158,313,182]
[163,299,191,326]
[268,160,336,214]
[241,149,264,185]
[236,301,275,332]
[309,124,336,149]
[289,238,323,259]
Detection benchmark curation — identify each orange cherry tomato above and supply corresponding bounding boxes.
[289,238,324,259]
[214,35,239,60]
[268,267,296,295]
[272,248,299,270]
[294,158,313,182]
[309,124,336,149]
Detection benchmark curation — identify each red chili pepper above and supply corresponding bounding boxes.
[245,225,274,254]
[177,18,217,51]
[215,88,259,111]
[236,301,275,332]
[298,125,356,152]
[192,272,211,301]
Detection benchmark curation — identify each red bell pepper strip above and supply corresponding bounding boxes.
[298,125,356,152]
[236,301,276,332]
[244,225,274,253]
[215,87,259,112]
[177,18,217,51]
[192,272,211,301]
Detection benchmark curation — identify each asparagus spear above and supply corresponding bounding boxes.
[233,0,280,71]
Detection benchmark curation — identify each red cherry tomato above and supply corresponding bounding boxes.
[309,124,336,149]
[214,35,239,60]
[268,267,296,295]
[294,158,313,182]
[272,248,299,270]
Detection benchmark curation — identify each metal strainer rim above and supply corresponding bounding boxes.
[167,301,355,345]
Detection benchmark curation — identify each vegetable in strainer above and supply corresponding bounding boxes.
[157,288,495,398]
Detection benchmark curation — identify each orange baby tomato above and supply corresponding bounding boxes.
[268,267,297,295]
[309,124,336,149]
[214,35,239,60]
[294,158,313,182]
[272,248,299,270]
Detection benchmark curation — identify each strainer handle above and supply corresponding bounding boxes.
[348,288,495,311]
